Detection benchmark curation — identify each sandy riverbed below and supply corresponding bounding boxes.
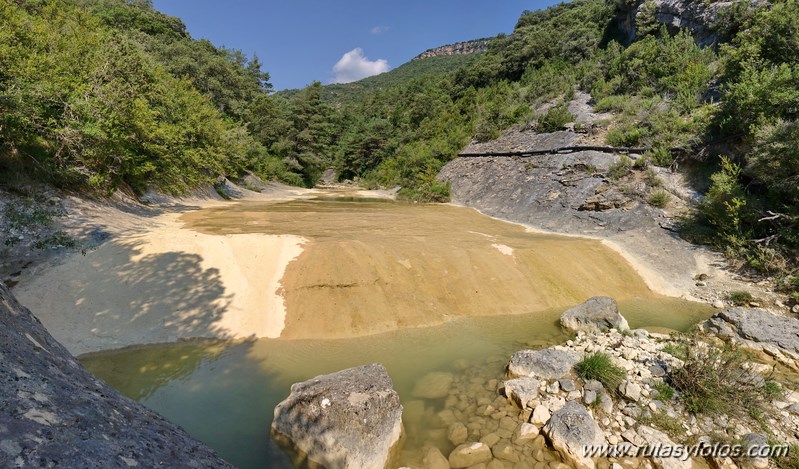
[14,186,708,356]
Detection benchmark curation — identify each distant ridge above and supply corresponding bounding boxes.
[412,38,493,61]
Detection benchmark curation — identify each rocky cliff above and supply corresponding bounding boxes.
[413,38,492,60]
[615,0,743,46]
[0,282,233,468]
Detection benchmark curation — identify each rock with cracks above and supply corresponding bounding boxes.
[503,377,541,409]
[271,363,404,469]
[508,348,582,379]
[543,401,604,469]
[704,308,799,366]
[560,296,630,333]
[0,282,232,468]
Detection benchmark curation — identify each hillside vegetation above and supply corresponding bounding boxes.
[280,54,481,105]
[3,0,799,291]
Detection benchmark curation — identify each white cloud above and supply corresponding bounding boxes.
[331,48,389,84]
[370,25,389,35]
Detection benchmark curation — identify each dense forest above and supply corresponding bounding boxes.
[2,0,799,291]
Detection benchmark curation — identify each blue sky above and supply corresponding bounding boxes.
[151,0,563,90]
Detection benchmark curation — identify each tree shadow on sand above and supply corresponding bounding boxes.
[56,239,237,353]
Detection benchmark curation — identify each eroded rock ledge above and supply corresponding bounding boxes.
[0,282,232,468]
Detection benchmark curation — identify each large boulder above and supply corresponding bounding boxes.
[704,308,799,366]
[560,297,630,333]
[0,282,232,468]
[543,401,604,469]
[271,363,404,469]
[508,348,582,379]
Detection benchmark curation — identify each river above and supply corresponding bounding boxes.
[80,196,714,468]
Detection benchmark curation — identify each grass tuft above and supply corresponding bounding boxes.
[575,352,626,392]
[647,189,672,208]
[728,290,754,306]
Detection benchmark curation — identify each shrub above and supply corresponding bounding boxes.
[646,147,674,167]
[645,167,663,187]
[647,189,672,208]
[697,156,749,239]
[575,352,626,392]
[608,155,633,180]
[607,125,648,147]
[594,94,628,113]
[537,104,575,133]
[671,341,774,418]
[728,290,754,306]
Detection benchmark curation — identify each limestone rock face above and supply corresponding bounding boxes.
[413,38,492,60]
[508,349,581,379]
[543,401,604,469]
[704,308,799,364]
[560,296,630,333]
[0,282,233,468]
[271,363,404,469]
[615,0,745,46]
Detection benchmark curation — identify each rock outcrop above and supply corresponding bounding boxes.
[271,363,404,469]
[704,307,799,367]
[615,0,739,46]
[543,401,604,469]
[413,38,493,60]
[0,282,233,468]
[560,296,630,333]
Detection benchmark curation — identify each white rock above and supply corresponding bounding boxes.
[531,405,551,426]
[513,423,540,444]
[619,381,642,401]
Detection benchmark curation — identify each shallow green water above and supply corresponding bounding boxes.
[81,297,712,469]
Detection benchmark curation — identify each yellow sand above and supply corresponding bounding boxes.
[182,200,660,340]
